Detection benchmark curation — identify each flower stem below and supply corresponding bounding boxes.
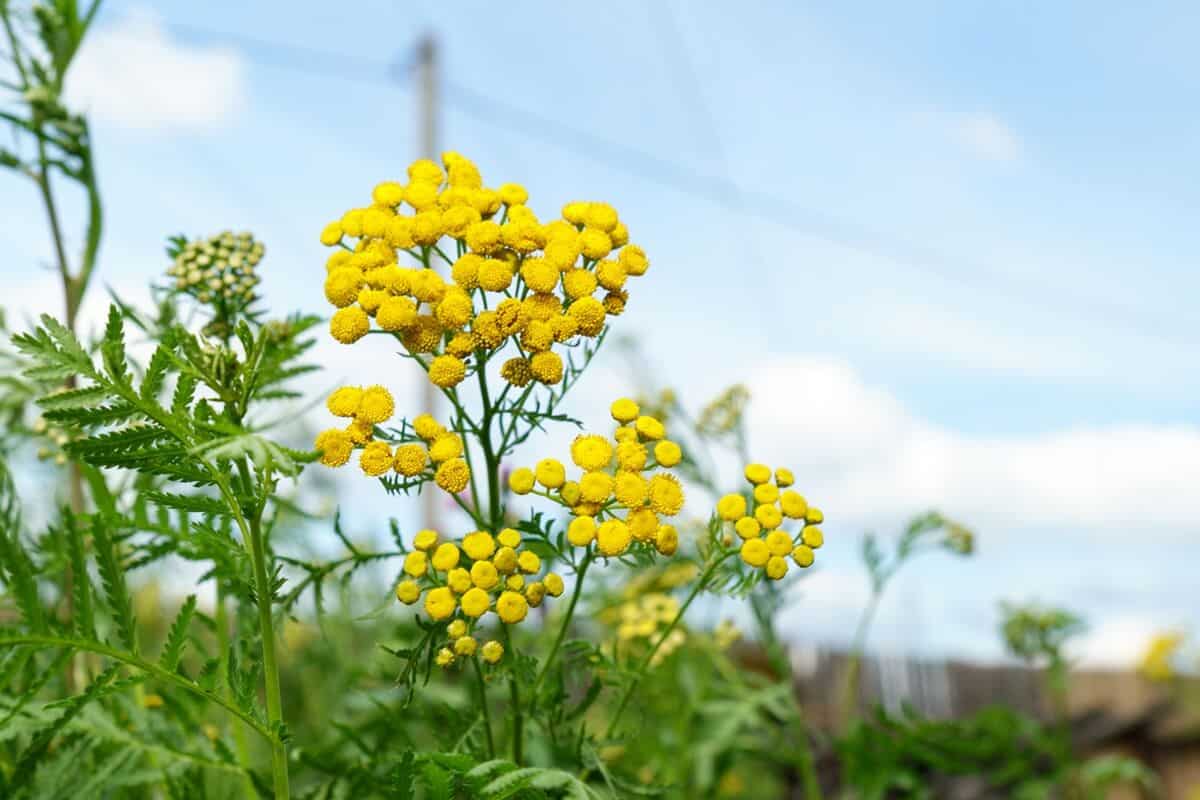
[531,552,592,697]
[502,624,524,764]
[247,513,290,799]
[603,553,729,740]
[471,657,496,759]
[216,584,258,800]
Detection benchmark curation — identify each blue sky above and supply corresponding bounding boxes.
[3,1,1198,667]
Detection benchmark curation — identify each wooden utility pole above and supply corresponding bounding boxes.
[416,34,440,533]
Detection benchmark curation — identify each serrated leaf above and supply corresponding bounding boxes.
[92,514,137,653]
[145,491,230,518]
[159,595,196,670]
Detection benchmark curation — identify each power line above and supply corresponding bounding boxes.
[166,23,1186,344]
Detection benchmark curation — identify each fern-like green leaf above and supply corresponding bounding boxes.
[64,512,95,639]
[91,515,137,653]
[8,664,120,790]
[159,595,196,671]
[144,491,230,519]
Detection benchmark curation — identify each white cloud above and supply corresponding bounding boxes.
[747,354,1200,535]
[1069,616,1163,668]
[952,112,1021,162]
[65,10,244,132]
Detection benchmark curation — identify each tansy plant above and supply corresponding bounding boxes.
[305,152,832,782]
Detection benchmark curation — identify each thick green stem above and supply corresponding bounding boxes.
[531,553,592,696]
[216,585,258,800]
[472,657,496,759]
[502,624,524,764]
[246,514,290,799]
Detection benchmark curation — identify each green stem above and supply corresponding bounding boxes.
[472,657,496,759]
[0,634,275,740]
[841,588,882,728]
[603,553,729,740]
[246,512,290,799]
[216,584,258,800]
[502,624,524,764]
[531,552,592,696]
[791,705,824,800]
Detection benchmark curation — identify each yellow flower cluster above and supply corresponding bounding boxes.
[317,153,650,390]
[312,386,471,495]
[394,526,566,667]
[1138,632,1185,683]
[716,464,825,581]
[508,398,684,559]
[610,593,686,666]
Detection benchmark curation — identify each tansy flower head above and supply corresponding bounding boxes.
[717,463,827,581]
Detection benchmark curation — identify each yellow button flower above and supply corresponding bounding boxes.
[357,386,395,424]
[765,556,788,581]
[613,471,648,508]
[765,530,793,557]
[435,648,455,667]
[530,351,564,384]
[359,441,392,476]
[579,471,613,503]
[481,640,504,664]
[655,525,678,556]
[403,551,427,577]
[535,458,566,489]
[470,561,499,590]
[447,619,468,639]
[775,467,794,487]
[395,580,420,604]
[424,587,456,621]
[754,483,780,505]
[716,493,747,521]
[525,581,546,607]
[740,539,769,568]
[447,567,472,594]
[393,443,428,477]
[428,355,467,388]
[647,474,684,516]
[544,573,565,597]
[413,529,439,551]
[330,306,369,344]
[567,516,596,547]
[517,551,541,574]
[634,415,665,441]
[734,516,761,540]
[627,508,659,542]
[791,545,815,568]
[802,527,824,549]
[493,546,518,574]
[571,435,613,471]
[431,542,460,571]
[314,429,353,467]
[610,397,639,423]
[462,531,496,561]
[326,386,363,417]
[754,504,783,530]
[496,591,529,623]
[805,507,824,525]
[654,440,682,468]
[744,463,771,485]
[616,440,648,471]
[497,527,521,548]
[597,519,632,556]
[435,459,470,494]
[780,491,808,519]
[460,587,490,617]
[428,434,463,464]
[509,467,536,495]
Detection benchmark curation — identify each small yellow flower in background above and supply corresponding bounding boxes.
[717,464,827,581]
[1139,631,1186,683]
[481,640,504,664]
